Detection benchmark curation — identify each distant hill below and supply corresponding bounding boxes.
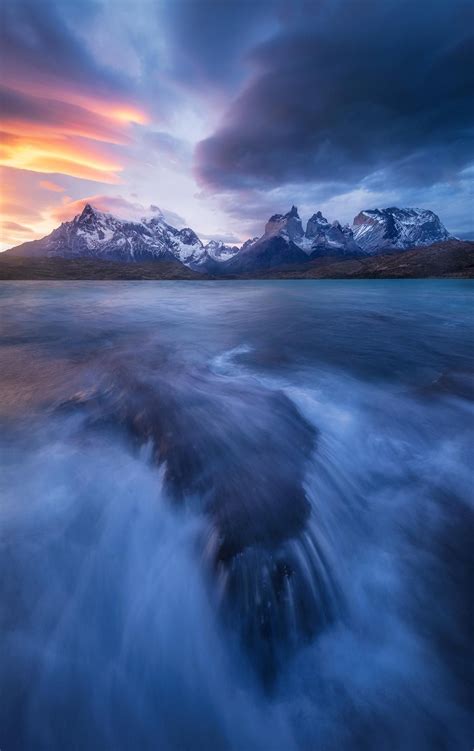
[252,241,474,280]
[0,256,200,280]
[1,240,472,280]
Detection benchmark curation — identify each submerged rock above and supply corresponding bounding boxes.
[59,354,339,680]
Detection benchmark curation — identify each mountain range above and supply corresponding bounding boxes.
[4,203,457,274]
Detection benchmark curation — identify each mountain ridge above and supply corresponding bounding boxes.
[5,204,240,271]
[4,203,459,274]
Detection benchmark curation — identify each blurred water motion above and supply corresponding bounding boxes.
[0,281,473,750]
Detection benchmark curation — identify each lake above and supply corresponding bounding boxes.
[1,281,473,751]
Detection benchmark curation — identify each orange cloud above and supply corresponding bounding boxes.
[0,202,42,248]
[0,220,34,248]
[0,77,150,247]
[39,180,66,192]
[1,113,129,147]
[0,201,39,219]
[0,131,123,184]
[6,79,149,129]
[50,194,141,223]
[1,220,33,233]
[107,107,149,125]
[1,191,142,250]
[1,167,63,249]
[0,84,149,195]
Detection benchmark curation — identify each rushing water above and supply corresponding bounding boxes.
[0,281,473,751]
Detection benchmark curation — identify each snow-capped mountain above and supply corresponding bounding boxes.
[352,207,452,253]
[5,203,454,274]
[224,208,308,273]
[259,206,359,256]
[226,205,452,272]
[302,211,361,257]
[6,204,239,271]
[224,206,361,272]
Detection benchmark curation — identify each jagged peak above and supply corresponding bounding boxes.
[241,237,259,251]
[309,210,327,221]
[205,239,225,250]
[5,201,453,269]
[268,205,300,224]
[177,227,202,246]
[76,203,94,220]
[358,207,436,219]
[352,206,451,252]
[79,203,103,218]
[305,210,330,238]
[75,203,113,225]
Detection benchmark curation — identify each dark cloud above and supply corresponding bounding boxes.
[196,0,474,192]
[2,0,472,241]
[0,0,149,111]
[158,0,277,92]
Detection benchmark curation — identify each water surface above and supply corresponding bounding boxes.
[1,281,473,750]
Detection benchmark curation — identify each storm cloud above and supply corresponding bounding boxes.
[1,0,473,247]
[158,0,277,93]
[196,0,474,193]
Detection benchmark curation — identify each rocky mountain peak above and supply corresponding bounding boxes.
[74,204,116,232]
[264,206,304,242]
[240,237,259,252]
[77,203,102,222]
[305,211,330,238]
[5,202,456,273]
[177,228,202,247]
[352,207,452,253]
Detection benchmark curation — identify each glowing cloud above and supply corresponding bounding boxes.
[0,131,124,184]
[39,180,66,193]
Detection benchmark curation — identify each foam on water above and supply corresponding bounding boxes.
[0,281,473,750]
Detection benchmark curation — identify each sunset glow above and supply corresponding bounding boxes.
[108,108,150,125]
[1,134,123,179]
[0,0,472,252]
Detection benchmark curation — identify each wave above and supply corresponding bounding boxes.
[0,281,473,750]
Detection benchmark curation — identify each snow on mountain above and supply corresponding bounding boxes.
[234,206,361,263]
[235,205,451,263]
[302,211,361,256]
[5,204,238,270]
[5,203,454,273]
[216,204,455,273]
[223,207,310,273]
[203,240,240,262]
[352,207,452,253]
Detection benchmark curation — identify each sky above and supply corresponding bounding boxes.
[1,0,473,250]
